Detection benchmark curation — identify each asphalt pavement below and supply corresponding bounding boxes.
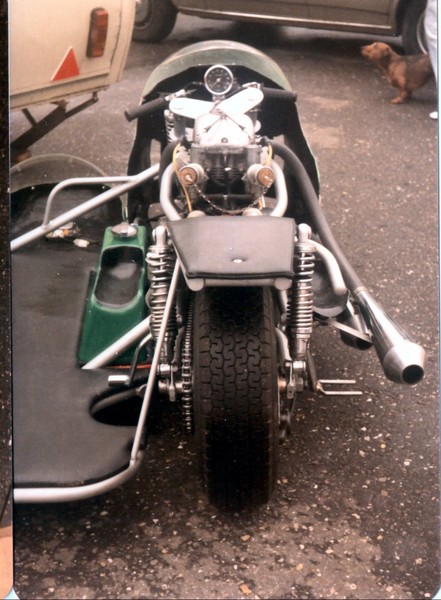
[9,13,440,600]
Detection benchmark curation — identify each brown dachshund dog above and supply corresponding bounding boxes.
[361,41,433,103]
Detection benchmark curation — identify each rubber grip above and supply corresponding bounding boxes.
[261,87,297,101]
[124,96,168,122]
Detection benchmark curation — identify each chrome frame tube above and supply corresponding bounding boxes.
[14,451,144,503]
[269,160,288,217]
[82,317,152,370]
[160,163,182,221]
[275,327,292,362]
[11,164,160,252]
[159,160,288,220]
[42,176,134,226]
[312,239,347,297]
[127,333,153,386]
[130,260,181,464]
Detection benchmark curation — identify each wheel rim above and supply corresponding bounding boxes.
[135,0,150,24]
[416,13,428,53]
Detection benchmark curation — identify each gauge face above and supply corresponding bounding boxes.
[204,64,234,96]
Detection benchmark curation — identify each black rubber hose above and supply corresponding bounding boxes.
[262,137,365,293]
[159,140,179,177]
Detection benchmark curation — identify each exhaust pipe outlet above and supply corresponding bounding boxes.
[356,290,425,385]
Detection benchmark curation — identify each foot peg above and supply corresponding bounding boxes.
[307,349,362,396]
[316,379,362,396]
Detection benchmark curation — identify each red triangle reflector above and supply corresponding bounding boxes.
[52,47,80,81]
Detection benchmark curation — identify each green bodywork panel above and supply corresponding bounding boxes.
[78,226,148,365]
[141,39,292,97]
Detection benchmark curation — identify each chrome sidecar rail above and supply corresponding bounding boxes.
[10,164,160,252]
[12,165,162,503]
[14,454,144,503]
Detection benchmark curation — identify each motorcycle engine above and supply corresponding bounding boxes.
[190,106,262,185]
[167,78,272,206]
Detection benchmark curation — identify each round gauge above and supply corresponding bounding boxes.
[204,64,234,96]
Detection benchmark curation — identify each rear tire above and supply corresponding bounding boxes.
[193,287,279,511]
[132,0,177,43]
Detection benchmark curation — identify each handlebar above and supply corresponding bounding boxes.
[124,96,169,122]
[125,86,297,122]
[261,87,297,101]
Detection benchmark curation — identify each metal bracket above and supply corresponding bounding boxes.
[284,361,296,399]
[107,332,152,388]
[11,93,99,160]
[328,317,372,344]
[157,363,178,402]
[316,379,362,396]
[306,348,362,396]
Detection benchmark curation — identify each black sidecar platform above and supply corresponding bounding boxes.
[11,187,147,502]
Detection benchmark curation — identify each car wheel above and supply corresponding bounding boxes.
[401,0,427,54]
[132,0,177,43]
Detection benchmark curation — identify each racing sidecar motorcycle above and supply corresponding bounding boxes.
[11,40,426,511]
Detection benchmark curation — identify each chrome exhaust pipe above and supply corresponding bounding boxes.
[356,290,425,385]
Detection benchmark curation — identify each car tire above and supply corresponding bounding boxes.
[132,0,177,43]
[401,0,427,54]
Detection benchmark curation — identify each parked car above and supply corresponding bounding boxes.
[133,0,427,54]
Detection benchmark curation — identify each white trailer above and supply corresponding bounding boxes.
[10,0,136,164]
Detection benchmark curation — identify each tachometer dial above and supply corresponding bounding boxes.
[204,64,234,96]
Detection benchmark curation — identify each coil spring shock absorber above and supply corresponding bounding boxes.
[146,225,177,362]
[287,223,316,361]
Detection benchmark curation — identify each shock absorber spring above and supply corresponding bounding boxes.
[146,225,177,362]
[287,223,316,360]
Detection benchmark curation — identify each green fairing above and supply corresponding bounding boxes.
[141,40,292,97]
[78,226,148,365]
